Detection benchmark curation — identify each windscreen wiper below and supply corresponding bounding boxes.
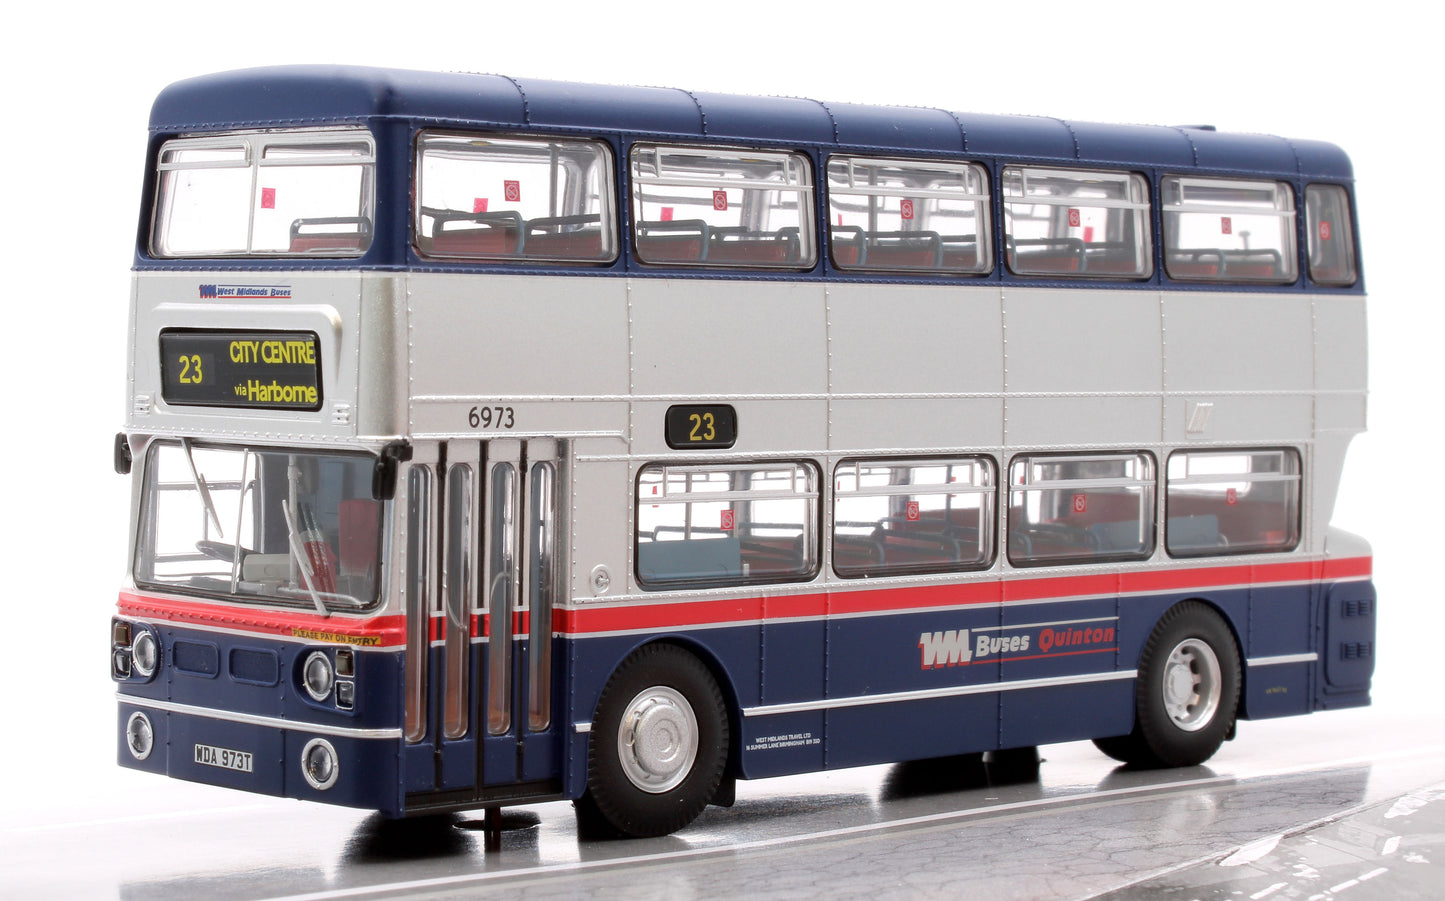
[181,438,224,538]
[229,450,251,594]
[281,499,329,617]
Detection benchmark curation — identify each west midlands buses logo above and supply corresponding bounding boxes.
[199,284,293,299]
[919,619,1118,668]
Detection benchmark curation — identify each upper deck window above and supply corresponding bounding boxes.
[827,156,991,275]
[1003,167,1152,278]
[1305,185,1358,286]
[1162,177,1297,283]
[415,133,617,264]
[631,145,816,269]
[152,130,375,258]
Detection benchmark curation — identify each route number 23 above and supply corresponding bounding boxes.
[688,412,717,442]
[177,354,203,384]
[664,404,737,449]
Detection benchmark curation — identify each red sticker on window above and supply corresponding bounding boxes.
[1221,216,1233,235]
[1073,494,1087,514]
[1068,208,1081,228]
[720,510,735,531]
[473,198,489,213]
[1319,221,1332,241]
[1226,488,1238,506]
[900,199,915,221]
[713,190,728,212]
[504,180,521,203]
[906,501,921,522]
[661,206,674,222]
[261,188,276,209]
[1083,226,1095,244]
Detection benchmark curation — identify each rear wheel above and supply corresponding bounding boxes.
[575,644,729,838]
[1093,602,1240,768]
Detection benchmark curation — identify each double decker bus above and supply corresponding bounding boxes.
[113,66,1375,839]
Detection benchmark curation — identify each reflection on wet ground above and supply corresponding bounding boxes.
[1098,781,1445,900]
[5,707,1444,899]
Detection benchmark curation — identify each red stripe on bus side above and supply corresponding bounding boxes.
[118,556,1371,644]
[555,556,1373,636]
[1322,555,1372,580]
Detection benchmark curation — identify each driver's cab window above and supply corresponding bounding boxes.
[134,442,383,610]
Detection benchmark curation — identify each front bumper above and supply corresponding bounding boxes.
[117,698,404,815]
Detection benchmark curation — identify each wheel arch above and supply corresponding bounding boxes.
[1176,596,1250,721]
[642,634,745,778]
[1124,596,1248,725]
[574,634,745,788]
[1139,596,1245,660]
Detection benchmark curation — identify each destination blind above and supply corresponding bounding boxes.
[159,330,323,411]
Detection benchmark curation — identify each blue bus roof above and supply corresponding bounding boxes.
[149,65,1353,180]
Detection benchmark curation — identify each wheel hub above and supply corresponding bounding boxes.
[618,686,699,793]
[1161,638,1222,733]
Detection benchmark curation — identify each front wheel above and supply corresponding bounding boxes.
[1093,602,1240,768]
[576,644,729,838]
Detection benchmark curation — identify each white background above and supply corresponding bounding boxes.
[0,0,1432,809]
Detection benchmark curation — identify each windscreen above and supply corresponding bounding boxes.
[134,442,383,611]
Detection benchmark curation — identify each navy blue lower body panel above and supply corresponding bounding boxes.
[117,703,403,815]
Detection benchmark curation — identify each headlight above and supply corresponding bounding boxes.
[303,651,335,701]
[112,619,159,681]
[126,712,154,760]
[131,630,158,678]
[301,738,339,790]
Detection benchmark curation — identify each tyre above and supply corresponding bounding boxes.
[1092,601,1240,768]
[575,644,729,838]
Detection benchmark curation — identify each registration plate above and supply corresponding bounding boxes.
[194,743,253,773]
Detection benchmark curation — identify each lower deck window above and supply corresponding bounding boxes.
[1008,453,1156,566]
[636,462,819,588]
[1166,449,1300,556]
[833,457,995,577]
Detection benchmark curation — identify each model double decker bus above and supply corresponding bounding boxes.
[113,66,1375,838]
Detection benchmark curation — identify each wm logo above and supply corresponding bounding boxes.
[919,630,972,668]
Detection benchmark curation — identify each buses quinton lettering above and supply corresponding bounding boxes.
[919,624,1116,669]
